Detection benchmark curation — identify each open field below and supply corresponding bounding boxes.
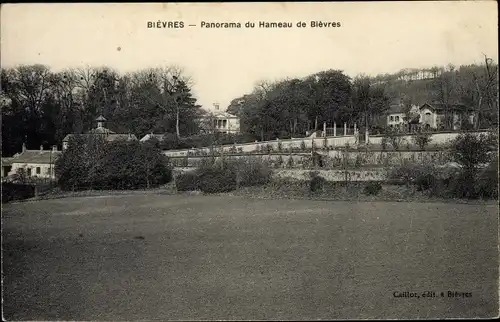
[2,195,498,320]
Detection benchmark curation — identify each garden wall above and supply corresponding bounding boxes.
[167,150,454,169]
[368,130,492,146]
[163,135,357,157]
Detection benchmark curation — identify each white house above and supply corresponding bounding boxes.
[385,102,475,130]
[198,104,241,134]
[419,103,475,130]
[3,144,61,179]
[139,133,168,143]
[210,111,240,134]
[386,104,408,128]
[62,115,138,150]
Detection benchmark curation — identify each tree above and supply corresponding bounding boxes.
[471,55,498,129]
[432,64,458,130]
[351,76,390,131]
[412,132,432,150]
[54,134,107,190]
[449,132,497,198]
[125,66,202,138]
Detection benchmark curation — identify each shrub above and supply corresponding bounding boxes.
[175,171,200,191]
[449,132,497,199]
[287,155,294,168]
[354,154,364,168]
[412,132,433,150]
[234,159,272,187]
[364,182,382,195]
[197,166,237,193]
[56,137,172,191]
[388,135,402,150]
[450,132,496,171]
[475,157,499,199]
[414,171,437,191]
[1,183,36,203]
[389,163,435,188]
[381,137,388,151]
[309,171,326,192]
[277,141,283,152]
[276,155,284,167]
[300,140,306,150]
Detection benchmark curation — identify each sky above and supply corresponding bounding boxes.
[1,2,498,112]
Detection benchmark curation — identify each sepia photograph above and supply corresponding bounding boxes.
[1,1,499,320]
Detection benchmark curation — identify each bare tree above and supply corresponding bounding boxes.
[472,54,498,129]
[14,64,52,114]
[129,65,194,138]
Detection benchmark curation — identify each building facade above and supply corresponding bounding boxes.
[3,144,61,180]
[385,102,475,130]
[62,115,138,150]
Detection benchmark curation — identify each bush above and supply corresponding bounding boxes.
[389,163,437,189]
[277,141,283,152]
[412,132,433,150]
[225,158,272,187]
[175,171,200,191]
[475,157,499,199]
[448,132,497,199]
[2,183,35,203]
[381,137,388,151]
[364,182,382,195]
[414,171,437,191]
[450,132,496,171]
[56,137,172,190]
[197,166,237,193]
[309,171,326,192]
[354,154,364,168]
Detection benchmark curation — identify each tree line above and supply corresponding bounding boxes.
[1,65,203,156]
[2,57,497,156]
[228,58,498,140]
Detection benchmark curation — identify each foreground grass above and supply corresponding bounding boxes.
[3,194,498,320]
[20,180,498,205]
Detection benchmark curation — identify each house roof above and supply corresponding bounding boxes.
[212,111,239,119]
[89,127,116,135]
[2,157,14,166]
[140,133,166,142]
[63,133,138,142]
[96,115,107,121]
[9,150,62,165]
[387,104,406,114]
[420,102,473,113]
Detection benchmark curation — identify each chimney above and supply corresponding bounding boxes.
[214,103,220,111]
[22,143,26,153]
[52,145,57,152]
[40,145,44,153]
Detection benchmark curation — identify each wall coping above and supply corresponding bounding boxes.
[162,135,357,153]
[369,129,493,138]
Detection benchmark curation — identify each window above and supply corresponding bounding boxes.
[222,120,227,128]
[36,167,41,174]
[395,116,400,122]
[27,168,32,176]
[390,116,394,122]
